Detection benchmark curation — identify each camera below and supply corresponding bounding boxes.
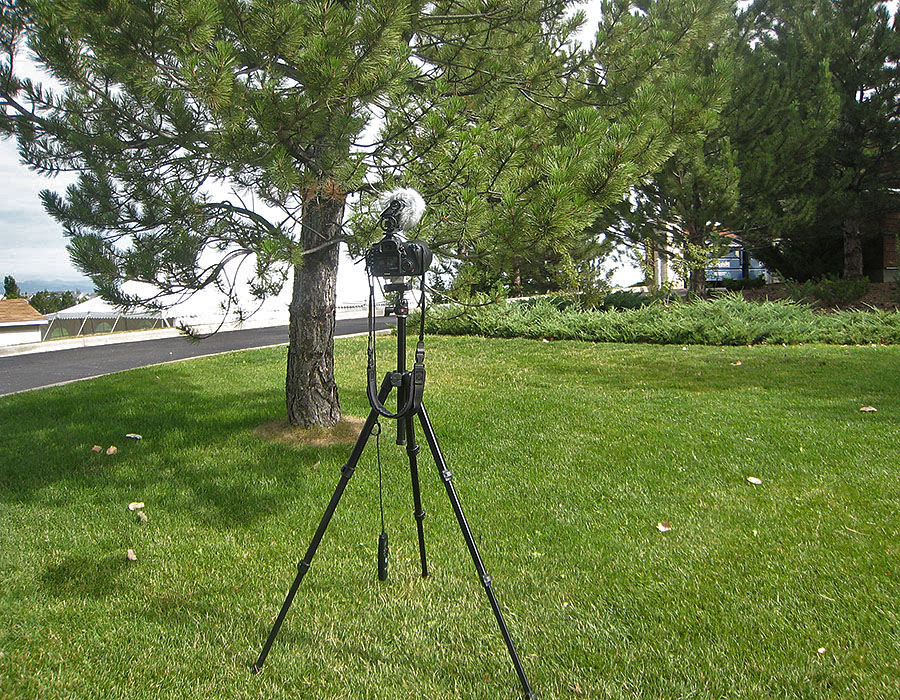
[367,235,433,278]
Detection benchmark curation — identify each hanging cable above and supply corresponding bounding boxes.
[374,419,389,581]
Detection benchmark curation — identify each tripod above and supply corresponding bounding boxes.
[253,287,536,699]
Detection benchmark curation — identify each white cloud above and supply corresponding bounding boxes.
[0,138,82,281]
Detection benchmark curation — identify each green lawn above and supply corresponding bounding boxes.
[1,336,899,699]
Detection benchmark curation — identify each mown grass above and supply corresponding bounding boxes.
[1,336,899,699]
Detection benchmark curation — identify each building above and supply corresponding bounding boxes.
[864,212,899,282]
[706,237,770,283]
[0,298,49,347]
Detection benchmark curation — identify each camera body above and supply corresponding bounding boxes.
[367,235,433,278]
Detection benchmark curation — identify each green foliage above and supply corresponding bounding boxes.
[358,0,737,297]
[425,293,900,345]
[784,275,871,307]
[599,289,653,311]
[718,276,766,291]
[27,289,77,314]
[3,275,22,299]
[733,0,900,279]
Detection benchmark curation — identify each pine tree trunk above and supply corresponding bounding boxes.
[512,265,522,296]
[645,244,658,292]
[842,218,865,279]
[686,224,707,298]
[659,240,669,286]
[286,194,345,427]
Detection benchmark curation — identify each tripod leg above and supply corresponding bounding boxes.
[404,415,429,578]
[416,402,536,700]
[253,377,393,672]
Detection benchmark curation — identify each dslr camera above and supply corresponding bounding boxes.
[367,235,432,278]
[367,198,432,278]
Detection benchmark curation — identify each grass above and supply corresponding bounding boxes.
[1,335,899,699]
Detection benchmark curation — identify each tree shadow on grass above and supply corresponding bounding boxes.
[40,552,128,599]
[0,359,382,538]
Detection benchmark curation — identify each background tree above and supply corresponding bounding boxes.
[28,289,76,314]
[602,5,738,295]
[733,0,899,280]
[725,5,839,280]
[3,275,22,299]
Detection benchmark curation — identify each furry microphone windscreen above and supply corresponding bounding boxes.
[378,188,426,232]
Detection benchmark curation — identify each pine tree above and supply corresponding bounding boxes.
[3,275,22,299]
[366,0,736,299]
[733,0,900,279]
[603,1,738,295]
[2,0,579,425]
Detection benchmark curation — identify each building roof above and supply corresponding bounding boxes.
[0,298,49,326]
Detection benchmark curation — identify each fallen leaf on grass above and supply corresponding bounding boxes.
[860,406,877,412]
[747,476,763,485]
[91,445,102,454]
[136,511,148,523]
[128,502,145,511]
[730,361,742,366]
[817,647,827,655]
[105,445,118,455]
[656,522,672,533]
[126,549,137,562]
[125,433,142,440]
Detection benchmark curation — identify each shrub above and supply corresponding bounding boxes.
[719,276,767,291]
[599,290,652,311]
[785,275,870,306]
[423,293,900,346]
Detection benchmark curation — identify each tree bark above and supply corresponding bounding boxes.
[645,243,658,292]
[658,238,669,286]
[842,218,865,279]
[686,224,707,298]
[286,194,345,427]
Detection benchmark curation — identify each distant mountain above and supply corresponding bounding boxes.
[17,278,95,294]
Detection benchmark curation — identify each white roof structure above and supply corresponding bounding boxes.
[60,245,380,330]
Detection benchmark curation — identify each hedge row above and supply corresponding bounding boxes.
[422,294,900,346]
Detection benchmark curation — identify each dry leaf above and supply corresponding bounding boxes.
[125,433,142,440]
[656,522,672,533]
[817,647,826,655]
[128,502,145,511]
[125,549,137,561]
[747,476,763,485]
[860,406,877,412]
[91,445,102,454]
[137,511,148,523]
[730,361,742,366]
[105,445,118,455]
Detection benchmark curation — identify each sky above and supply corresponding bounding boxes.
[0,137,82,285]
[0,3,626,290]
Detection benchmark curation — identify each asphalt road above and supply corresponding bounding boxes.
[0,316,389,396]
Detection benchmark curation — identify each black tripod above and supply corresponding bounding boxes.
[253,286,536,699]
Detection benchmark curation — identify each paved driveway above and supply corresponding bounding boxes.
[0,317,388,396]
